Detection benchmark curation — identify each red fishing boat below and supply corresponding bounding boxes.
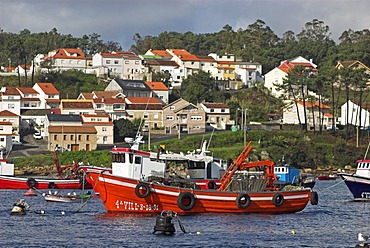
[0,151,93,190]
[87,137,318,215]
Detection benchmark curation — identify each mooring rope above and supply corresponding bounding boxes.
[316,176,348,193]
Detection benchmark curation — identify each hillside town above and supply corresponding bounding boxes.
[1,48,370,155]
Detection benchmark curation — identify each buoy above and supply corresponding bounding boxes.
[10,199,29,215]
[61,211,65,215]
[291,230,296,235]
[153,211,176,235]
[23,188,37,197]
[196,231,201,235]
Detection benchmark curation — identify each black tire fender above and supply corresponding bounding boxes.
[236,193,251,209]
[310,191,318,205]
[177,192,196,211]
[272,193,284,207]
[26,178,37,188]
[135,182,151,198]
[48,182,56,189]
[207,180,216,190]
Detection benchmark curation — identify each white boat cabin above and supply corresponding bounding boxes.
[356,160,370,178]
[112,136,227,181]
[0,152,14,176]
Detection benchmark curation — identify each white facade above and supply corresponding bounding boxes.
[0,122,13,153]
[264,67,287,98]
[341,100,370,128]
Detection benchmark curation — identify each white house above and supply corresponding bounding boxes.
[283,100,333,130]
[81,114,114,145]
[0,87,21,116]
[38,48,86,72]
[264,56,317,98]
[340,100,370,128]
[200,102,233,130]
[33,82,60,109]
[92,51,142,79]
[145,81,169,104]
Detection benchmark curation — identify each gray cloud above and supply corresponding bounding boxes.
[0,0,369,50]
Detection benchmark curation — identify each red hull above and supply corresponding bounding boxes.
[88,170,312,215]
[317,175,337,180]
[0,175,92,190]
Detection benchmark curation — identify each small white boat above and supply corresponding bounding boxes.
[43,191,91,203]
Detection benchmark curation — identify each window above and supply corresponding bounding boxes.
[102,127,107,132]
[103,136,108,142]
[125,61,129,64]
[114,60,119,64]
[144,113,149,118]
[210,109,214,113]
[221,109,225,113]
[106,60,111,64]
[191,116,202,120]
[134,156,141,164]
[54,135,58,141]
[96,104,102,109]
[78,135,82,141]
[86,135,90,141]
[153,113,158,119]
[8,104,15,109]
[70,135,74,140]
[166,115,174,120]
[135,61,139,65]
[64,135,67,141]
[170,106,175,110]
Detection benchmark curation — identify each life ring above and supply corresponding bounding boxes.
[207,180,216,190]
[135,182,151,198]
[26,178,37,188]
[310,191,318,205]
[236,193,251,209]
[177,192,196,211]
[272,193,284,207]
[48,182,56,189]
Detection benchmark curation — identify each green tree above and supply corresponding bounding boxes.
[182,71,223,104]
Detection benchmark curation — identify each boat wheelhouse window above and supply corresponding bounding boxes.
[188,161,205,169]
[134,156,141,164]
[112,153,125,163]
[129,154,133,163]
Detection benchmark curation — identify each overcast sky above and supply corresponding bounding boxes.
[1,0,369,50]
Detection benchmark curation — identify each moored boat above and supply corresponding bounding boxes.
[317,174,337,180]
[0,151,93,190]
[339,159,370,200]
[87,138,317,215]
[274,164,316,189]
[43,191,92,203]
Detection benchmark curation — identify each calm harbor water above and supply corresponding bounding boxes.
[0,180,369,248]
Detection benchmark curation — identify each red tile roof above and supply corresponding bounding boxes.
[62,101,94,109]
[36,83,59,95]
[17,87,38,94]
[202,102,228,109]
[145,82,168,91]
[278,61,317,73]
[48,126,97,133]
[47,48,85,60]
[93,98,125,104]
[170,49,198,61]
[0,110,18,116]
[150,50,172,57]
[297,101,330,109]
[3,87,20,95]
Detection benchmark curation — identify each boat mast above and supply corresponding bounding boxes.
[364,141,370,160]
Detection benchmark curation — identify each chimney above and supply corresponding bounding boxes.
[102,96,105,102]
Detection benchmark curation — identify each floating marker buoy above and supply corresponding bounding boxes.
[196,231,201,235]
[10,199,29,215]
[23,188,37,197]
[61,211,65,215]
[291,230,296,235]
[153,211,176,235]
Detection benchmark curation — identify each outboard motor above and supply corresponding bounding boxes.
[153,210,176,235]
[11,198,29,215]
